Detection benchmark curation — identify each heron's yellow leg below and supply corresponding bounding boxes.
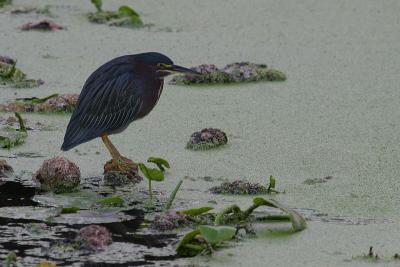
[101,134,122,160]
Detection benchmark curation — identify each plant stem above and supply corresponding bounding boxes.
[163,179,183,211]
[148,180,153,202]
[14,112,26,133]
[214,205,243,225]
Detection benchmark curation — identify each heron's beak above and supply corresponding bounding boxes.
[170,64,201,75]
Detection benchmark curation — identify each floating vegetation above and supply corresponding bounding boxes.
[0,112,27,149]
[87,0,144,28]
[0,0,11,9]
[95,196,125,207]
[10,5,52,16]
[210,176,282,195]
[76,224,112,251]
[0,159,13,177]
[169,62,286,85]
[303,176,333,185]
[0,57,44,88]
[2,252,17,267]
[61,206,80,214]
[20,19,64,31]
[34,156,81,193]
[103,157,142,185]
[186,128,228,150]
[0,94,78,113]
[176,197,305,257]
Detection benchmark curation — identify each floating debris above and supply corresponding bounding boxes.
[0,159,13,177]
[169,62,286,85]
[34,157,81,193]
[0,57,44,88]
[303,176,333,185]
[186,128,228,150]
[151,211,191,231]
[36,262,57,267]
[87,0,144,28]
[210,180,268,195]
[10,5,51,16]
[20,19,64,31]
[0,94,78,113]
[76,224,112,251]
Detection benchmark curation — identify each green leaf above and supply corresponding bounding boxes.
[147,156,170,171]
[180,207,213,216]
[16,94,58,105]
[96,196,125,207]
[61,207,80,214]
[176,229,203,257]
[198,225,235,245]
[164,179,183,211]
[252,197,306,232]
[91,0,103,12]
[138,163,164,181]
[269,175,276,189]
[118,5,139,17]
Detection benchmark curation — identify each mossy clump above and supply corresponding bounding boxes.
[210,180,268,195]
[186,128,228,150]
[20,19,64,31]
[87,0,144,28]
[0,57,44,88]
[151,211,192,231]
[76,224,112,251]
[34,157,81,193]
[0,159,13,177]
[0,94,78,113]
[103,157,142,185]
[169,62,286,85]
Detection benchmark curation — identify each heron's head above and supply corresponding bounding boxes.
[134,52,200,78]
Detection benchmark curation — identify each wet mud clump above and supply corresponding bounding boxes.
[0,94,78,113]
[0,160,13,177]
[0,56,44,88]
[104,157,142,185]
[34,157,81,193]
[210,180,268,195]
[20,19,64,31]
[151,211,191,231]
[87,0,143,28]
[186,128,228,150]
[169,62,286,85]
[76,225,112,251]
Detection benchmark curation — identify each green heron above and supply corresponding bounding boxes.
[61,52,198,165]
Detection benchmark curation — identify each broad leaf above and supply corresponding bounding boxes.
[118,6,139,17]
[147,157,170,171]
[198,225,235,245]
[180,206,213,216]
[138,163,164,181]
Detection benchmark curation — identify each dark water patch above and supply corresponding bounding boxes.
[82,261,151,267]
[0,181,38,207]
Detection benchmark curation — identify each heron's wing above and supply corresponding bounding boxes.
[62,60,143,150]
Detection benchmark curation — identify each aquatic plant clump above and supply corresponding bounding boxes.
[34,157,81,193]
[0,94,78,113]
[151,211,191,231]
[0,160,13,177]
[77,225,112,251]
[210,180,268,195]
[0,57,44,88]
[104,157,142,185]
[87,0,144,28]
[20,19,64,31]
[169,62,286,85]
[186,128,228,150]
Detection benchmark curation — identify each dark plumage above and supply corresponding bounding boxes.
[61,52,197,152]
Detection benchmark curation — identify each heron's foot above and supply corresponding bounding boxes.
[104,157,142,184]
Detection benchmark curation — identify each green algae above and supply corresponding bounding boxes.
[169,62,286,85]
[0,112,27,149]
[0,0,11,9]
[0,94,78,113]
[96,196,125,207]
[0,60,43,88]
[87,0,144,28]
[61,206,80,214]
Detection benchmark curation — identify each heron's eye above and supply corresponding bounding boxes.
[157,63,172,69]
